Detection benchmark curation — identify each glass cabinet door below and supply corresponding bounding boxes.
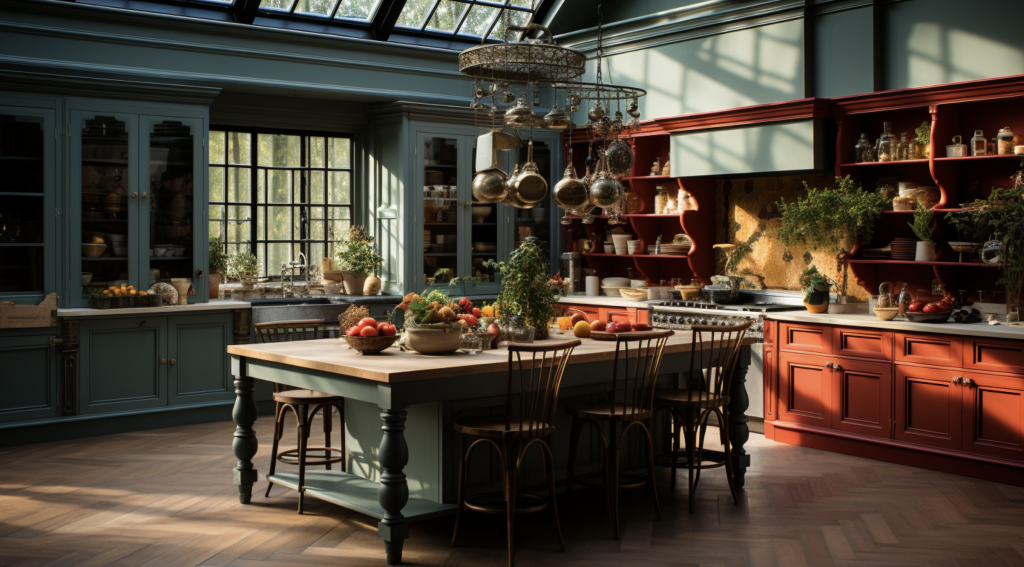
[0,107,55,303]
[466,136,502,295]
[420,135,460,290]
[73,111,137,306]
[142,117,203,300]
[511,138,553,254]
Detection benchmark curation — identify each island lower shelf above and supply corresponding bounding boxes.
[269,471,455,521]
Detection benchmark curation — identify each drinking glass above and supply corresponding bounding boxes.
[460,333,483,355]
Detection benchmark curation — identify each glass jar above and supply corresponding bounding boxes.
[876,122,895,161]
[971,130,987,156]
[876,281,895,308]
[855,133,874,162]
[998,127,1015,155]
[981,237,1003,265]
[897,132,913,161]
[460,332,483,355]
[654,186,669,214]
[622,184,641,214]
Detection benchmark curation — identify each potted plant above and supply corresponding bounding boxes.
[915,121,931,159]
[334,226,383,296]
[208,235,228,300]
[962,170,1024,321]
[491,237,560,339]
[908,201,935,261]
[776,176,888,304]
[944,210,984,262]
[800,266,834,314]
[229,251,260,290]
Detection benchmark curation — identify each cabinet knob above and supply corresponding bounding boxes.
[161,358,166,365]
[962,377,972,386]
[459,201,473,206]
[170,358,177,365]
[132,192,138,199]
[141,321,147,327]
[142,192,147,199]
[952,376,962,384]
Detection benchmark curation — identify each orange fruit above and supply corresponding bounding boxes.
[573,320,591,338]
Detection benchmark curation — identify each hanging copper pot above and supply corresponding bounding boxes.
[472,169,508,203]
[504,98,537,128]
[552,165,589,210]
[590,170,623,208]
[542,106,571,130]
[605,139,633,176]
[503,164,535,209]
[514,140,547,204]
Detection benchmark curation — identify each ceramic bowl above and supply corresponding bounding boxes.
[472,206,491,223]
[153,247,167,257]
[81,272,93,287]
[173,246,187,257]
[906,311,952,323]
[343,334,400,355]
[82,243,107,258]
[601,285,629,296]
[873,307,899,321]
[404,327,463,355]
[111,246,129,257]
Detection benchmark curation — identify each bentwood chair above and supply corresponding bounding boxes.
[451,339,581,567]
[255,320,345,514]
[564,330,673,540]
[655,321,750,513]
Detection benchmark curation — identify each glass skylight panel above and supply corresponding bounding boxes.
[506,0,535,8]
[457,4,499,37]
[333,0,382,21]
[395,0,435,29]
[425,0,469,33]
[293,0,338,17]
[487,7,530,40]
[259,0,295,11]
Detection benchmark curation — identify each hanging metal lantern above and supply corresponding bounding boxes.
[604,139,633,176]
[552,165,589,210]
[472,169,508,203]
[542,106,571,130]
[588,102,605,122]
[590,171,623,208]
[504,98,537,128]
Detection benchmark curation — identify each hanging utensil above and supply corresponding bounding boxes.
[514,140,548,205]
[472,132,511,203]
[552,165,589,210]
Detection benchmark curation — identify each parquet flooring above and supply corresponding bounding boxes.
[3,416,1024,567]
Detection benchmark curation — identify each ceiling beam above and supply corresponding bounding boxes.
[231,0,261,24]
[371,0,408,41]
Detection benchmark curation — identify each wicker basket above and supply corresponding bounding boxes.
[343,334,400,355]
[620,288,648,301]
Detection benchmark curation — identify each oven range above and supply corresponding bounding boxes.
[648,291,804,340]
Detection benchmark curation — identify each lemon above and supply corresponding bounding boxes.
[573,320,591,338]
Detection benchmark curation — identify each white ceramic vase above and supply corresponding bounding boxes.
[915,241,936,261]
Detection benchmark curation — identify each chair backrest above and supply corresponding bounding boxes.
[254,319,323,343]
[684,321,752,411]
[505,339,582,437]
[608,330,674,417]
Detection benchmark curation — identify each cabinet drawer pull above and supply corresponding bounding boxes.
[952,376,962,384]
[142,192,148,199]
[962,377,972,386]
[161,358,166,365]
[141,321,147,327]
[132,192,138,199]
[170,358,177,365]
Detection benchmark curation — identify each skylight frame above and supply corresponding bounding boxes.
[258,0,385,24]
[395,0,537,41]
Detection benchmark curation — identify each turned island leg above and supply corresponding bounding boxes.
[232,359,259,504]
[378,408,409,565]
[728,347,752,488]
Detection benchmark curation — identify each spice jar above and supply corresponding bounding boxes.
[971,130,987,156]
[897,133,914,161]
[947,135,967,157]
[654,185,669,214]
[876,122,895,161]
[998,127,1015,155]
[876,281,895,308]
[855,133,874,162]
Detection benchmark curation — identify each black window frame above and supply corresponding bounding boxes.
[208,125,354,278]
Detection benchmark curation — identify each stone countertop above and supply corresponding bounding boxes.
[558,296,655,309]
[764,311,1024,340]
[58,300,252,318]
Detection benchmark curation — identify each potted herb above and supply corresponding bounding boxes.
[800,266,834,314]
[966,171,1024,321]
[944,210,984,262]
[228,251,260,289]
[334,226,383,295]
[915,121,931,159]
[908,201,935,261]
[491,237,560,339]
[208,235,228,300]
[776,176,888,303]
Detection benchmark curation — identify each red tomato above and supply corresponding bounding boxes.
[908,301,926,312]
[358,317,378,328]
[382,324,397,337]
[377,321,389,332]
[633,323,651,331]
[590,320,607,332]
[924,302,952,313]
[359,325,379,337]
[346,325,363,337]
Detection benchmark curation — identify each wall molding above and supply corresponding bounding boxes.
[0,67,221,105]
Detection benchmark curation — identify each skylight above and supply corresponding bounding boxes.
[395,0,537,39]
[259,0,383,22]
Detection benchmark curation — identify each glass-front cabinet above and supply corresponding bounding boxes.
[0,106,56,304]
[70,104,205,307]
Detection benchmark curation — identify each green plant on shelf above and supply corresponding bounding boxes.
[491,239,559,337]
[944,210,985,243]
[334,225,383,276]
[908,201,934,242]
[914,121,931,147]
[208,235,228,275]
[228,251,260,282]
[799,266,835,305]
[962,169,1024,314]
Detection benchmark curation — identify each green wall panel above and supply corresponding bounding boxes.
[815,6,874,98]
[0,335,57,423]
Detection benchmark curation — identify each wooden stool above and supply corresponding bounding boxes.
[255,320,346,513]
[655,321,750,513]
[564,330,672,540]
[451,339,581,567]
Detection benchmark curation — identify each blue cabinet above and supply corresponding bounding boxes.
[0,331,59,423]
[79,312,234,415]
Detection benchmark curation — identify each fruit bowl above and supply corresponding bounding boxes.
[343,334,400,355]
[873,307,899,321]
[404,327,463,354]
[906,311,952,323]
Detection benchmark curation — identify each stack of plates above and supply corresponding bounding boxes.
[423,230,430,252]
[648,243,691,255]
[891,238,917,261]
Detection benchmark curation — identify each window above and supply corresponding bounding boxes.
[259,0,383,22]
[209,128,353,277]
[396,0,537,40]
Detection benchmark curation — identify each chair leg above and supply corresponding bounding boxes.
[564,415,581,499]
[543,436,566,552]
[505,438,517,567]
[321,404,333,471]
[297,404,309,514]
[639,423,662,521]
[337,401,346,473]
[683,410,697,514]
[451,433,469,547]
[693,409,712,494]
[265,402,285,498]
[716,407,741,505]
[670,408,681,492]
[606,420,620,540]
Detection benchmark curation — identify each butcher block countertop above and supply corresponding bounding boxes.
[228,333,756,384]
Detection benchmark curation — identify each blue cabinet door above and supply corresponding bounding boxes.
[0,333,58,423]
[167,313,233,405]
[79,316,167,414]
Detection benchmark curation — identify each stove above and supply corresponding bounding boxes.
[648,290,804,339]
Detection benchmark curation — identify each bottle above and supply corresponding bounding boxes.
[876,122,895,162]
[998,127,1015,155]
[855,133,874,162]
[897,133,912,161]
[654,185,669,214]
[971,130,987,156]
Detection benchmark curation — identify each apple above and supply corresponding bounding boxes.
[570,312,587,326]
[359,326,379,337]
[358,317,378,328]
[608,322,632,333]
[346,325,363,337]
[377,321,389,332]
[472,307,481,318]
[590,320,607,332]
[488,322,501,338]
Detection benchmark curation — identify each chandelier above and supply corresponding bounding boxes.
[457,3,644,212]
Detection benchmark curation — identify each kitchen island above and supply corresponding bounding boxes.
[763,311,1024,487]
[228,333,755,565]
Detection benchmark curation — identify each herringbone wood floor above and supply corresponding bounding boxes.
[3,416,1024,567]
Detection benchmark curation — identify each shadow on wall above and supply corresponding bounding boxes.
[890,0,1024,89]
[573,19,803,120]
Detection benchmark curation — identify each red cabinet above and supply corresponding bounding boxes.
[764,321,777,419]
[778,351,832,428]
[896,332,962,367]
[962,372,1024,461]
[832,358,892,439]
[833,327,891,361]
[964,337,1024,375]
[779,322,832,355]
[559,304,649,326]
[894,365,962,451]
[560,304,599,322]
